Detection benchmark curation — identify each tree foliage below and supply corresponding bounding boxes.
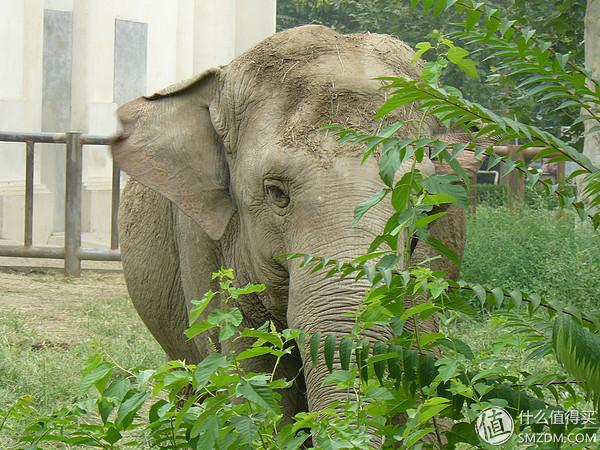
[277,0,587,140]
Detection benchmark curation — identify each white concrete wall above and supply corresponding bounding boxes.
[0,0,48,243]
[0,0,276,246]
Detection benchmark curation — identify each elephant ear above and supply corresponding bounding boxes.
[111,68,234,240]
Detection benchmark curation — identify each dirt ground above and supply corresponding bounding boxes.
[0,270,129,342]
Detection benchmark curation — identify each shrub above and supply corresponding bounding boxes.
[476,184,579,209]
[462,206,600,309]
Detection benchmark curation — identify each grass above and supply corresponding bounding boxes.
[0,291,163,446]
[461,205,600,310]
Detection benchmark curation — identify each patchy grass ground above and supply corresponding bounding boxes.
[0,271,164,446]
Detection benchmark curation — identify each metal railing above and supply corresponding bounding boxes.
[0,131,121,276]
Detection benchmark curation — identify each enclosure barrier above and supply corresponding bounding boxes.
[0,135,564,276]
[0,131,121,276]
[484,145,565,206]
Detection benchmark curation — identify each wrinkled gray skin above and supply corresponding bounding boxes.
[112,25,481,422]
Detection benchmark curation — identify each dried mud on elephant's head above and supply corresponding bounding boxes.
[227,25,432,163]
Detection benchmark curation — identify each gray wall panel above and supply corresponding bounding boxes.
[114,19,148,105]
[42,9,73,232]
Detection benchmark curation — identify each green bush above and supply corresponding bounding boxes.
[476,184,578,209]
[475,184,506,208]
[462,206,600,309]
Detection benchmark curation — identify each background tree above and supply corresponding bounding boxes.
[579,0,600,204]
[277,0,587,145]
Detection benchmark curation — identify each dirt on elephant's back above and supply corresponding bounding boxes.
[0,271,128,344]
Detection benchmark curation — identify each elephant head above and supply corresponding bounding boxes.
[112,25,481,418]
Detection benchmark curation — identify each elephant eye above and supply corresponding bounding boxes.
[264,180,290,209]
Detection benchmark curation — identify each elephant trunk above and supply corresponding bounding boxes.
[287,251,394,414]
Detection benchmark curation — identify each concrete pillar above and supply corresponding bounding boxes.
[193,0,276,72]
[0,0,53,244]
[235,0,276,56]
[0,0,276,246]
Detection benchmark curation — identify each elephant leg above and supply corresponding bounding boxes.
[120,180,201,362]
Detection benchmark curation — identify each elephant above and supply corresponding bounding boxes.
[111,25,482,425]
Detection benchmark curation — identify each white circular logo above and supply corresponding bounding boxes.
[475,406,515,445]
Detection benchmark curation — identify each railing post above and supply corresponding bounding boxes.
[110,160,120,250]
[65,131,82,276]
[24,141,35,247]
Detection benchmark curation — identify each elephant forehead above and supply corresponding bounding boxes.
[222,26,431,163]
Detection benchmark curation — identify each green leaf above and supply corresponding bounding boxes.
[508,289,522,309]
[471,367,506,383]
[376,254,400,270]
[208,308,243,341]
[230,415,259,444]
[405,428,435,447]
[323,369,356,388]
[391,183,411,211]
[339,337,353,371]
[379,149,402,187]
[423,193,456,205]
[80,358,113,395]
[185,320,216,339]
[188,290,216,325]
[163,370,191,392]
[457,58,478,78]
[491,287,504,308]
[400,303,440,321]
[104,426,122,444]
[191,414,219,447]
[472,284,487,307]
[237,378,277,412]
[438,338,474,359]
[418,397,451,423]
[416,211,448,229]
[324,335,336,373]
[372,341,388,385]
[465,9,481,30]
[194,353,228,389]
[353,189,388,226]
[115,391,148,429]
[228,283,266,298]
[422,174,468,207]
[447,422,480,446]
[104,378,130,402]
[310,332,321,367]
[412,41,432,61]
[528,293,541,314]
[357,339,370,383]
[241,328,284,348]
[425,236,460,266]
[419,354,438,387]
[236,346,276,361]
[552,315,600,396]
[447,46,469,65]
[97,397,115,425]
[433,0,447,15]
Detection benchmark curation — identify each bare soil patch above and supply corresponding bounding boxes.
[0,271,128,342]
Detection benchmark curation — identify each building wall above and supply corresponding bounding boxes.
[0,0,276,245]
